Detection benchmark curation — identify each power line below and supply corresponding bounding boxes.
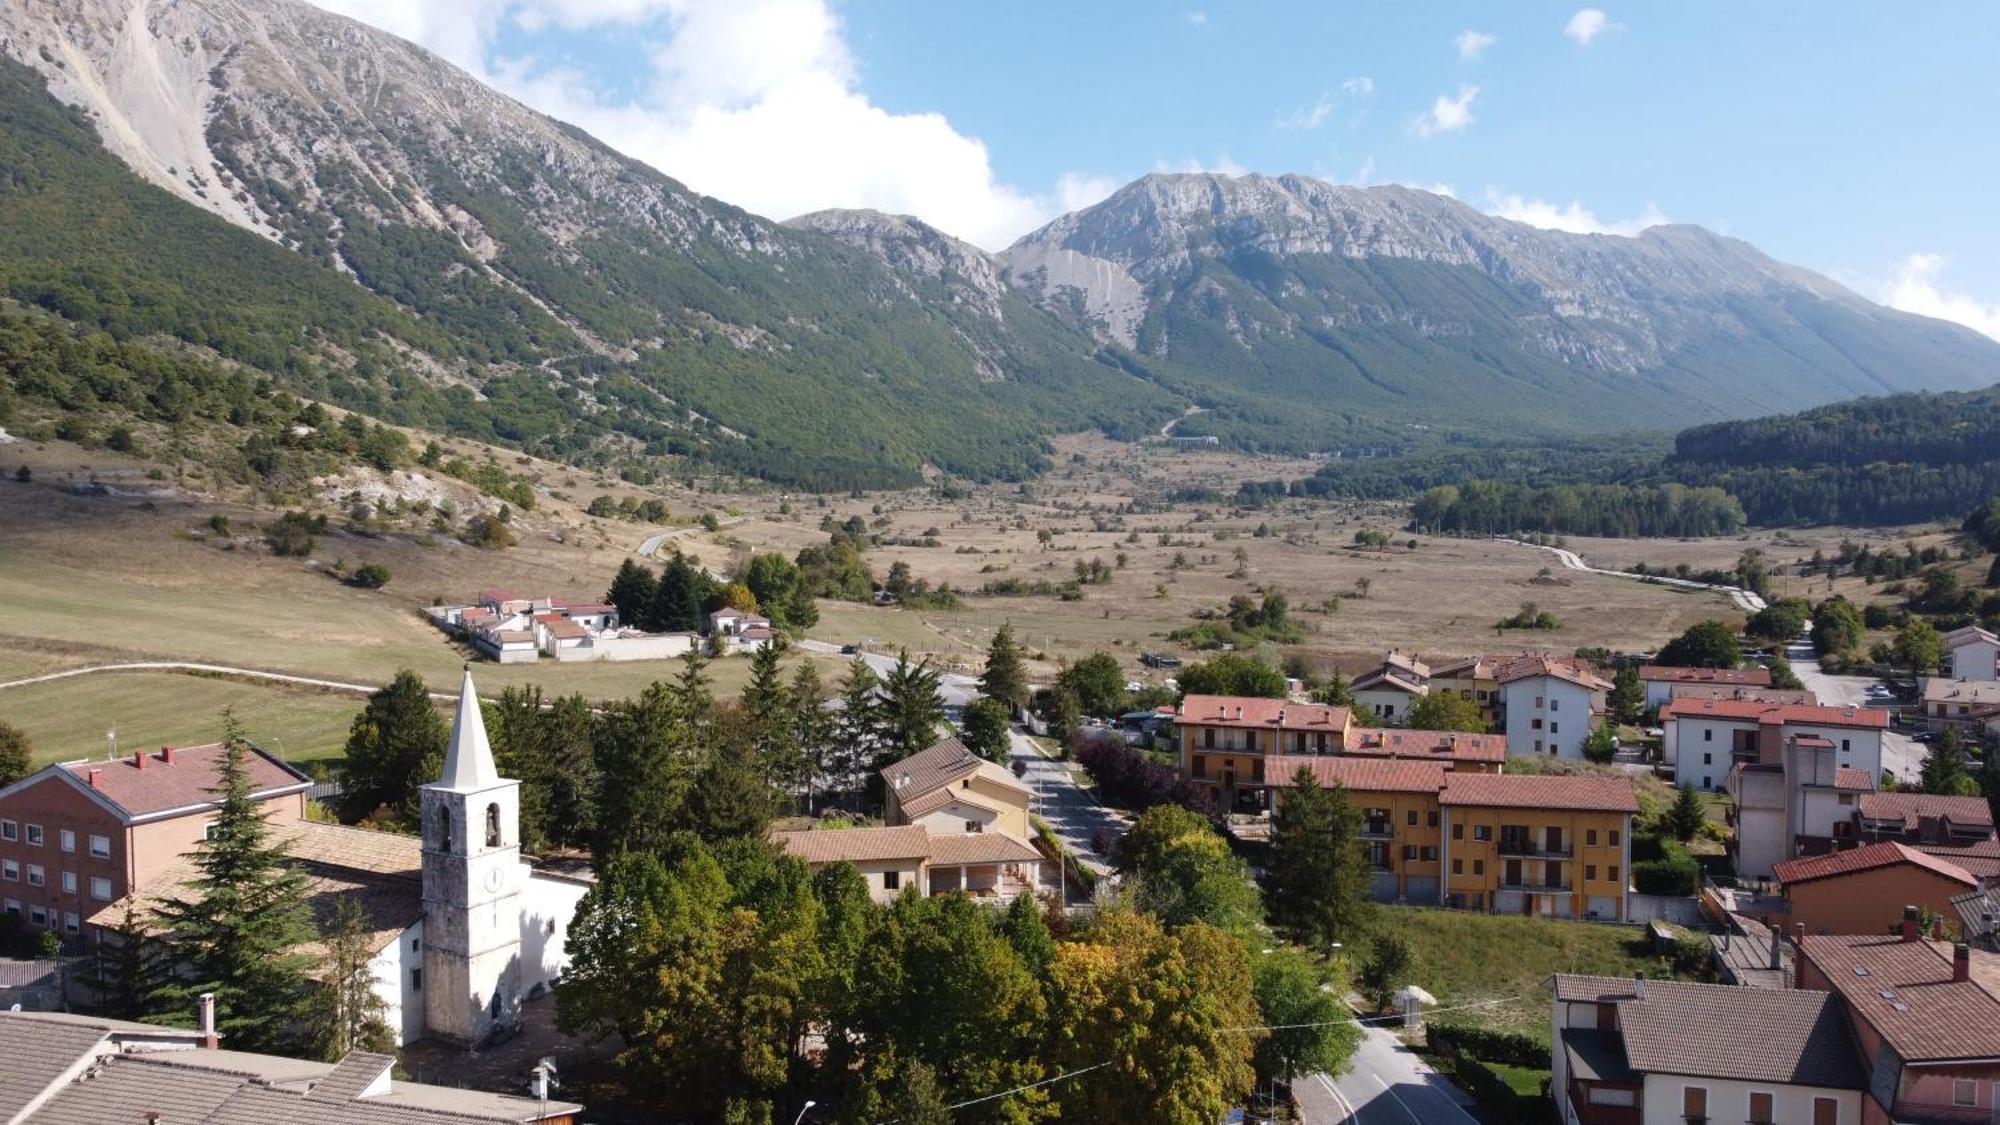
[870,1062,1112,1125]
[1219,995,1523,1033]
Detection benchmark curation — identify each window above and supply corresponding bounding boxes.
[1531,718,1543,730]
[61,871,76,894]
[1841,739,1850,752]
[1427,811,1439,828]
[25,824,43,846]
[90,877,112,901]
[965,820,982,833]
[1703,752,1712,765]
[1748,1091,1774,1124]
[411,967,423,992]
[1472,860,1484,876]
[1474,825,1492,841]
[89,835,110,858]
[1682,1086,1707,1119]
[1549,721,1559,735]
[1407,810,1418,826]
[26,865,43,887]
[1586,829,1598,846]
[1609,830,1620,847]
[961,779,970,788]
[1812,1097,1838,1125]
[1608,865,1620,883]
[1,899,15,915]
[202,821,221,842]
[1452,823,1463,840]
[63,911,78,934]
[1192,755,1207,779]
[1,860,15,881]
[1534,740,1544,754]
[1403,845,1416,860]
[1452,859,1463,875]
[1952,1080,1976,1107]
[1838,793,1854,805]
[1586,865,1597,880]
[1420,846,1438,861]
[59,830,74,853]
[1703,728,1714,742]
[485,803,502,848]
[29,906,46,927]
[883,870,901,891]
[1203,728,1215,748]
[0,820,14,842]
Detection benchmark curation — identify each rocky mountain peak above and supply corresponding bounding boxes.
[787,208,1007,319]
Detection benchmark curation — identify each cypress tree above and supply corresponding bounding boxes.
[606,559,657,626]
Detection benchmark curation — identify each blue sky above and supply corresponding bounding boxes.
[319,0,2000,337]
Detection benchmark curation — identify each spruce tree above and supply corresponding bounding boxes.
[605,559,657,627]
[831,659,883,795]
[337,670,446,823]
[154,714,316,1052]
[649,552,707,632]
[980,623,1029,712]
[84,899,169,1020]
[308,898,397,1059]
[787,662,831,814]
[1666,785,1708,841]
[1266,768,1370,950]
[1921,728,1975,795]
[879,651,947,765]
[1608,663,1646,724]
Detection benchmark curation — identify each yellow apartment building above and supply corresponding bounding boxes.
[1178,695,1353,812]
[1266,758,1639,921]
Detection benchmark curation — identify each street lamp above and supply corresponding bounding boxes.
[791,1101,817,1125]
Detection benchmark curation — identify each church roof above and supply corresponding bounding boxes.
[431,668,503,793]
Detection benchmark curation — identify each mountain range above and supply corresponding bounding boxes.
[1,0,1995,488]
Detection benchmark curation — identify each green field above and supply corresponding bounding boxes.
[1,672,366,769]
[1382,908,1701,1041]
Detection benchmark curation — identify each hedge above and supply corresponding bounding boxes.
[1429,1023,1547,1068]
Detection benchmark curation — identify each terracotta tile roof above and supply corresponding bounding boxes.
[771,825,932,864]
[1657,698,1891,729]
[1668,684,1818,705]
[1833,767,1875,792]
[541,618,588,640]
[1773,841,1978,889]
[881,737,1032,805]
[1440,772,1639,813]
[1492,653,1611,691]
[926,832,1043,867]
[1342,728,1508,764]
[1639,665,1773,686]
[1554,975,1864,1088]
[46,742,309,821]
[1919,838,2000,881]
[1177,695,1352,732]
[1857,792,1996,832]
[1798,934,2000,1062]
[898,783,1006,819]
[1428,656,1491,680]
[1263,756,1450,795]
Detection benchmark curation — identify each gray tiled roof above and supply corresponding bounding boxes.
[27,1053,247,1125]
[1557,975,1865,1088]
[0,1019,115,1123]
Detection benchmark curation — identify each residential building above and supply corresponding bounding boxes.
[432,591,704,663]
[1263,761,1638,920]
[1340,728,1506,772]
[1945,625,2000,682]
[0,743,310,940]
[1440,773,1636,921]
[1854,793,1996,850]
[1351,651,1430,722]
[1668,683,1818,707]
[1795,926,2000,1123]
[1638,664,1773,710]
[1769,843,1980,936]
[1493,654,1612,760]
[1726,732,1876,880]
[1661,698,1889,791]
[881,738,1034,839]
[0,1009,579,1123]
[1428,656,1500,723]
[770,824,1046,905]
[1176,695,1353,812]
[1552,974,1865,1125]
[1921,677,2000,734]
[86,671,593,1047]
[708,607,774,653]
[1951,887,1999,951]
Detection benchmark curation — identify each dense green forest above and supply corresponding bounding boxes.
[1238,386,2000,531]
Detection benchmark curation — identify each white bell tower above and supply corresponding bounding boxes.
[420,667,523,1045]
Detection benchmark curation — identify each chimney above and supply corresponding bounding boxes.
[1902,905,1921,943]
[1954,943,1972,984]
[87,768,102,789]
[162,745,176,765]
[198,992,219,1049]
[1633,972,1645,1000]
[132,750,146,770]
[1793,923,1809,988]
[1235,705,1243,720]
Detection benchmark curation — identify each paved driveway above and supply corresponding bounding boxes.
[1792,656,1923,783]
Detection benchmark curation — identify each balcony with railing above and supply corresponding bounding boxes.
[1564,1081,1641,1125]
[1498,831,1572,858]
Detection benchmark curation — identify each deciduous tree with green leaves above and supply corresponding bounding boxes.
[1654,620,1743,669]
[0,720,30,786]
[1358,932,1413,1012]
[1252,947,1359,1091]
[959,697,1014,764]
[1892,619,1946,680]
[1404,690,1489,733]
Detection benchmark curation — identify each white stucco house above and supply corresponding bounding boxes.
[1659,698,1888,792]
[1494,655,1611,760]
[1945,625,2000,682]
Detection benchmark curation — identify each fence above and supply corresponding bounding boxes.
[1626,893,1702,926]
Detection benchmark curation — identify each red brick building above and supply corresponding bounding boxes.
[0,743,309,942]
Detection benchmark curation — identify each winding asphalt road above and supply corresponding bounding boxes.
[1296,1027,1482,1125]
[1009,728,1124,878]
[1500,537,1768,613]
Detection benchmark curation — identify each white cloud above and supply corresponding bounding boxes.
[1485,190,1668,236]
[1412,85,1479,138]
[1884,253,2000,341]
[1455,30,1498,60]
[1054,172,1121,214]
[307,0,1097,249]
[1564,8,1612,45]
[1157,156,1249,177]
[1185,10,1208,26]
[1343,76,1375,97]
[1277,93,1339,130]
